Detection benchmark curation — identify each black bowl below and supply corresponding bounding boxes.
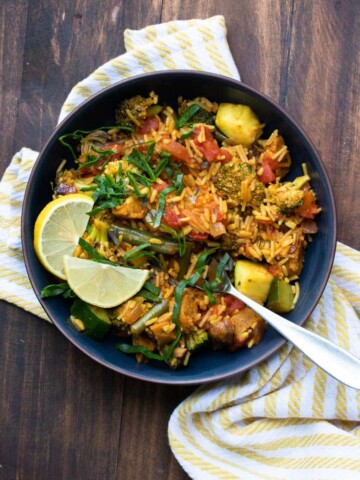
[22,71,337,384]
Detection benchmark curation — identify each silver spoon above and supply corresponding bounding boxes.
[208,270,360,389]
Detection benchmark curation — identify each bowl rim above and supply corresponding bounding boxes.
[22,70,337,385]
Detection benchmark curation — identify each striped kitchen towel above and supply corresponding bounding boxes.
[0,15,359,480]
[169,244,360,479]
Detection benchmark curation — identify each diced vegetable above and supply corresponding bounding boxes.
[70,298,111,340]
[267,278,295,313]
[258,155,278,184]
[150,317,177,347]
[192,125,220,162]
[218,148,233,163]
[234,259,274,304]
[161,139,193,165]
[161,209,182,229]
[295,190,319,219]
[136,115,160,134]
[215,103,263,147]
[112,196,146,219]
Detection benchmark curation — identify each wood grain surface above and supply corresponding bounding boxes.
[0,1,359,479]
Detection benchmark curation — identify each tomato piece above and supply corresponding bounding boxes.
[192,126,220,162]
[263,153,279,171]
[162,209,182,229]
[102,143,123,153]
[161,140,192,165]
[218,148,233,163]
[296,191,319,219]
[106,143,124,161]
[79,166,102,176]
[223,295,246,315]
[136,116,160,134]
[258,155,278,184]
[153,182,169,193]
[188,231,209,240]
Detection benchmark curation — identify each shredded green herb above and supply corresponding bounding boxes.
[175,104,201,129]
[160,224,187,257]
[79,144,117,172]
[126,144,157,181]
[41,283,75,299]
[138,281,162,303]
[123,243,162,267]
[209,252,232,290]
[59,126,133,159]
[78,238,114,265]
[126,171,150,198]
[87,173,126,216]
[154,152,170,177]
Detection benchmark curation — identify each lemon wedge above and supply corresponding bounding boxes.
[34,193,94,280]
[63,255,149,308]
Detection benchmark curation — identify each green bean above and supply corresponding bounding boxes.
[108,225,179,255]
[130,300,169,335]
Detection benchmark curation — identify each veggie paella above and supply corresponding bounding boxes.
[37,92,320,369]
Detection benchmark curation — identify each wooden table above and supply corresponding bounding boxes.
[1,1,359,479]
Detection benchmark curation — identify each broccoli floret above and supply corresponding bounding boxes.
[220,233,241,251]
[214,162,252,196]
[292,175,311,190]
[115,95,156,128]
[268,183,304,213]
[177,100,215,127]
[191,106,215,125]
[214,162,265,207]
[251,180,266,207]
[186,330,209,352]
[87,219,109,246]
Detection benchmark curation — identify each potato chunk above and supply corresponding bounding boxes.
[234,259,273,304]
[215,103,263,147]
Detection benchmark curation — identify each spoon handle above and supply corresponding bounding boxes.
[228,284,360,389]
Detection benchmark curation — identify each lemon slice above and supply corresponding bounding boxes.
[34,193,94,280]
[63,255,149,308]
